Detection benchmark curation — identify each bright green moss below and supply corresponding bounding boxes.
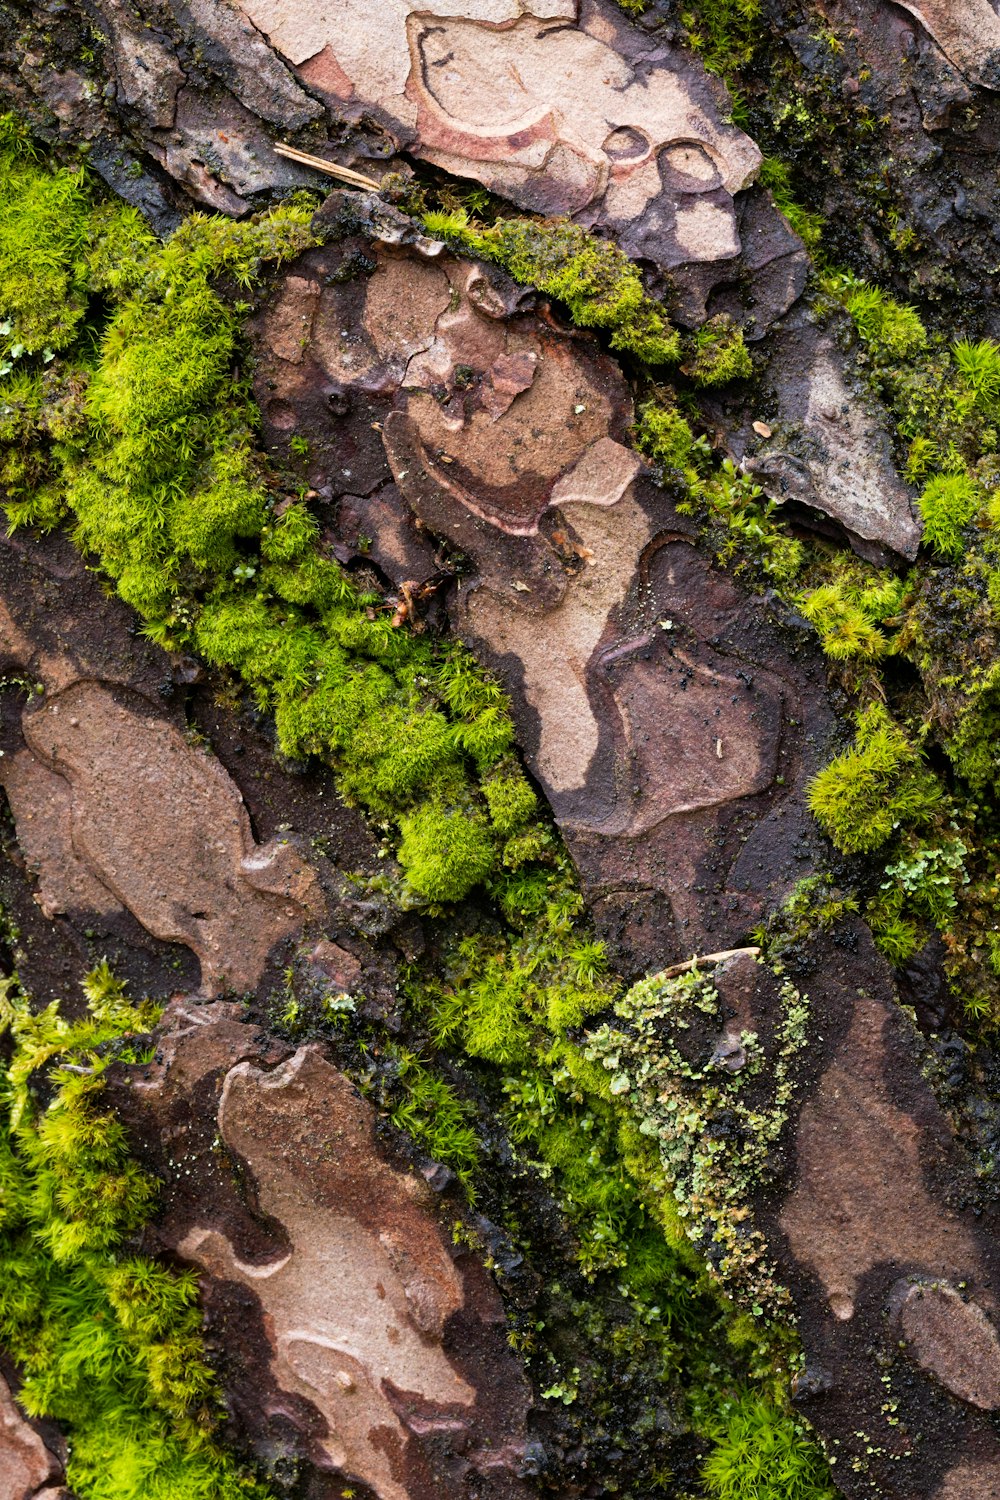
[917,471,982,558]
[686,314,753,387]
[840,278,927,357]
[808,703,943,855]
[0,966,270,1500]
[423,210,682,365]
[636,399,804,585]
[798,569,904,661]
[953,338,1000,412]
[0,123,91,355]
[398,801,497,903]
[0,127,541,906]
[482,763,538,835]
[635,396,705,473]
[701,1395,837,1500]
[678,0,762,77]
[866,893,921,966]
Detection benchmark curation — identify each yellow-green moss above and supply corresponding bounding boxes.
[0,125,532,905]
[685,314,753,387]
[701,1395,838,1500]
[423,210,682,364]
[917,472,983,558]
[808,703,942,855]
[0,966,271,1500]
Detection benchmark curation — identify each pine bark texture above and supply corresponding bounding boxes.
[3,3,1000,1500]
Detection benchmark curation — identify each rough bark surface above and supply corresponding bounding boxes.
[3,2,1000,1500]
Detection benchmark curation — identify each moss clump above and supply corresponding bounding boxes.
[635,398,805,586]
[0,964,270,1500]
[797,567,904,661]
[0,118,93,356]
[635,395,707,472]
[756,158,825,255]
[685,314,753,387]
[807,703,942,855]
[839,278,927,358]
[397,801,496,903]
[701,1395,837,1500]
[953,338,1000,412]
[422,210,682,364]
[917,472,983,558]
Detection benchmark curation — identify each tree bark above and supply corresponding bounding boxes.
[3,3,1000,1500]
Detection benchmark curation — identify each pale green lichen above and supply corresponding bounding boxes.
[585,963,810,1321]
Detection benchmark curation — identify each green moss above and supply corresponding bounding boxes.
[0,966,270,1500]
[701,1395,837,1500]
[0,127,541,907]
[635,395,706,472]
[678,0,762,78]
[636,400,804,586]
[953,338,1000,412]
[863,876,922,964]
[686,314,753,387]
[839,277,927,357]
[397,801,496,904]
[0,121,92,355]
[387,1049,481,1194]
[807,703,943,855]
[482,762,539,835]
[423,210,682,365]
[882,837,969,927]
[917,472,983,558]
[798,568,904,661]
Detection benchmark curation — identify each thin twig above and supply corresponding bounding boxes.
[273,142,381,190]
[657,946,761,980]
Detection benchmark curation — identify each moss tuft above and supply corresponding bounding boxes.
[953,338,1000,412]
[398,801,497,903]
[807,703,942,855]
[701,1395,837,1500]
[685,314,753,387]
[798,568,904,661]
[917,472,982,558]
[840,279,927,357]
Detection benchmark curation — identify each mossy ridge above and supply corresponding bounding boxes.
[0,962,272,1500]
[0,123,835,1495]
[634,251,1000,1023]
[0,120,539,907]
[794,279,1000,1011]
[635,395,803,587]
[421,208,686,366]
